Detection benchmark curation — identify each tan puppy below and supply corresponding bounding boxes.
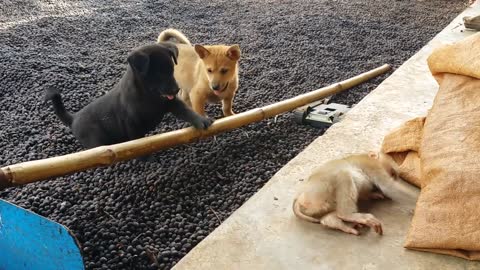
[157,29,241,117]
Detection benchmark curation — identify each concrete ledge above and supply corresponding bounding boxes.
[174,4,480,270]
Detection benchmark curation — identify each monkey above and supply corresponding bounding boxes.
[292,151,418,236]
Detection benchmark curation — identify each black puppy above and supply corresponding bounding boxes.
[45,42,212,148]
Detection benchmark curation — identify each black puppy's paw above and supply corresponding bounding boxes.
[191,116,213,130]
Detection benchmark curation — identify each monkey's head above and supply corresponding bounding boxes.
[368,151,400,180]
[367,151,419,204]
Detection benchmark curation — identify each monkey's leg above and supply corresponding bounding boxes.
[320,212,359,235]
[338,213,382,235]
[335,173,383,235]
[368,191,386,200]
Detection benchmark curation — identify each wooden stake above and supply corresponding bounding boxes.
[0,64,391,189]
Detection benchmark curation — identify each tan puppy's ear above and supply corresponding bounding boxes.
[226,45,241,61]
[194,45,210,59]
[368,151,379,159]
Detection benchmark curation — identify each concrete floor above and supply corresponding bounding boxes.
[173,4,480,270]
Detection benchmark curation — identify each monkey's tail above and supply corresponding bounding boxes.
[157,29,192,46]
[45,87,74,127]
[292,198,322,224]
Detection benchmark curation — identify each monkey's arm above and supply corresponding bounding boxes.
[335,172,383,235]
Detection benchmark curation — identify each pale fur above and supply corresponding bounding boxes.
[157,29,191,46]
[292,152,419,236]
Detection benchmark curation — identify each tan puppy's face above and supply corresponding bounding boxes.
[194,44,241,96]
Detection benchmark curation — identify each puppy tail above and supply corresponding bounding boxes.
[45,87,74,127]
[292,198,322,224]
[157,28,192,46]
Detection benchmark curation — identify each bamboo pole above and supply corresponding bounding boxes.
[0,64,391,189]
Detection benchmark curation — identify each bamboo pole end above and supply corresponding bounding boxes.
[0,168,14,191]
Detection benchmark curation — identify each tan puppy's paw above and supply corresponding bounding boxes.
[223,110,235,117]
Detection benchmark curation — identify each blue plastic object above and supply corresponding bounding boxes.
[0,199,84,270]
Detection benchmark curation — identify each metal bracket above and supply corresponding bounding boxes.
[293,101,351,128]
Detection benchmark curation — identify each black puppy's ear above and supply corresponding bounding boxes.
[127,51,150,75]
[163,43,178,65]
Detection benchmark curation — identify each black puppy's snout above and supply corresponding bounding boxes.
[170,81,180,93]
[212,84,220,91]
[174,85,180,94]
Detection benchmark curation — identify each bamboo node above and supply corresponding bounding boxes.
[99,148,118,165]
[259,108,267,119]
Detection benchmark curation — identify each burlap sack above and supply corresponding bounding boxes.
[381,33,480,260]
